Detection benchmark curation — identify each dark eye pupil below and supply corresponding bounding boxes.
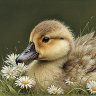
[42,37,50,43]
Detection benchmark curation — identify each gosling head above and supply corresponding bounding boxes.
[16,20,74,63]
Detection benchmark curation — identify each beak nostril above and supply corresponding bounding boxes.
[25,50,30,54]
[25,51,28,54]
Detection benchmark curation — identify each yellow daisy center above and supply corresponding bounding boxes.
[21,81,29,85]
[92,86,96,91]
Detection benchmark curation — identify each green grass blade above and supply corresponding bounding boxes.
[7,84,17,95]
[65,88,89,96]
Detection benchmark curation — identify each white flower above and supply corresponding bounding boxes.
[1,53,27,79]
[65,79,74,85]
[57,87,64,94]
[16,63,27,74]
[1,66,18,79]
[15,76,36,89]
[86,80,96,94]
[47,85,64,94]
[4,53,18,65]
[1,63,27,79]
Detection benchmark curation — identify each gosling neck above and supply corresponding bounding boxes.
[38,56,68,68]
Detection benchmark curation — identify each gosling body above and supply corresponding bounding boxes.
[16,20,96,89]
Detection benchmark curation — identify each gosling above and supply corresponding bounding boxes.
[16,20,96,89]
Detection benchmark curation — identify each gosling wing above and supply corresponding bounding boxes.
[63,32,96,81]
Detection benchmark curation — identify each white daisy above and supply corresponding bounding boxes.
[1,63,27,79]
[1,66,18,79]
[2,53,27,79]
[47,85,64,94]
[56,87,64,94]
[15,76,36,89]
[65,79,74,85]
[4,53,18,65]
[86,80,96,94]
[16,63,27,74]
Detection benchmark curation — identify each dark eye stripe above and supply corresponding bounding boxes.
[50,37,64,39]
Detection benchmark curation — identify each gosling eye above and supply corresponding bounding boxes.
[42,37,50,43]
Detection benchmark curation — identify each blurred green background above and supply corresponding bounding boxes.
[0,0,96,66]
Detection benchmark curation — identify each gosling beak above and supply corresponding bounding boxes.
[16,42,39,64]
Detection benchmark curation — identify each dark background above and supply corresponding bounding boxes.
[0,0,96,66]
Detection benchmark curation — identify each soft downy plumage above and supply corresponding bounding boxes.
[63,32,96,84]
[16,20,96,89]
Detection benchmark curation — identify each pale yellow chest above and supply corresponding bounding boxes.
[26,60,62,88]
